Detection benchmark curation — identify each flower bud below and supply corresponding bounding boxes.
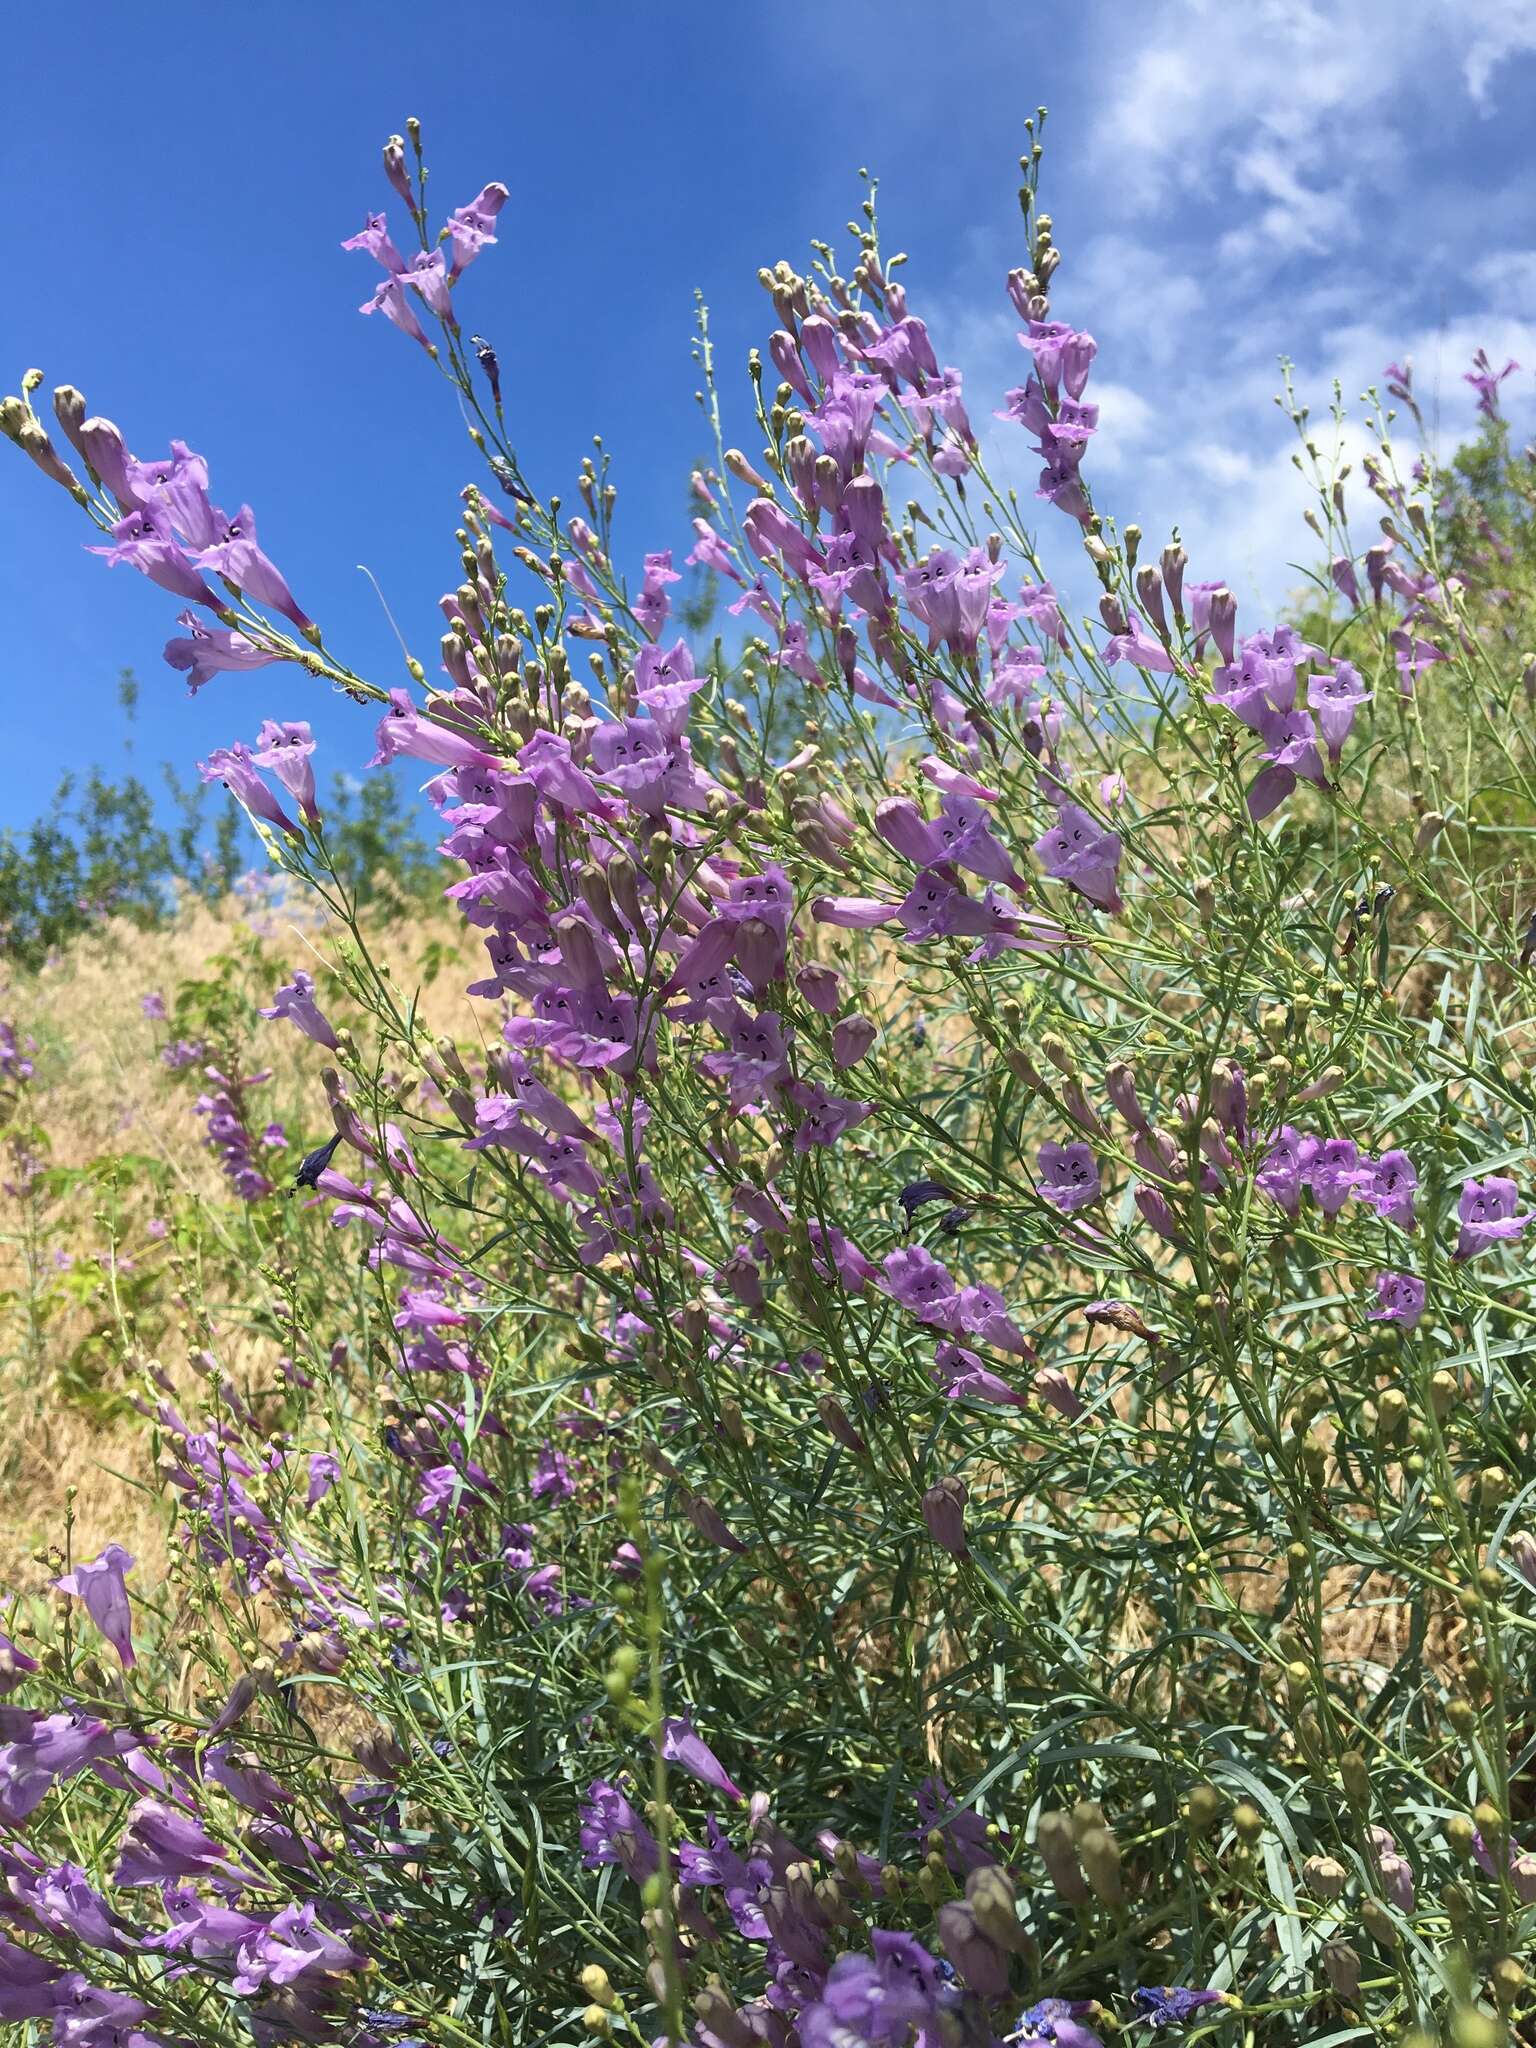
[1161,543,1187,616]
[1303,1855,1347,1900]
[796,963,842,1015]
[818,1395,868,1457]
[1035,1810,1087,1902]
[1232,1801,1264,1844]
[1491,1958,1527,2008]
[1444,1813,1477,1859]
[1507,1530,1536,1588]
[921,1477,969,1559]
[1185,1784,1222,1838]
[832,1015,878,1067]
[1105,1061,1148,1131]
[1479,1465,1512,1511]
[1077,1824,1122,1903]
[965,1865,1025,1951]
[580,1967,616,2009]
[937,1901,1009,1998]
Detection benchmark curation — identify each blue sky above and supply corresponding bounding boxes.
[4,0,1536,835]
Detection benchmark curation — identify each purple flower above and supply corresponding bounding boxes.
[252,720,320,821]
[0,1936,63,2022]
[1308,1138,1359,1218]
[446,181,509,277]
[1358,1149,1418,1230]
[360,275,433,349]
[934,1342,1025,1405]
[200,742,300,836]
[341,211,407,272]
[260,970,339,1050]
[1038,1140,1100,1214]
[1033,802,1122,912]
[1330,555,1362,608]
[163,610,277,693]
[12,1863,122,1951]
[1308,661,1371,763]
[883,1245,961,1327]
[370,696,495,774]
[1103,612,1177,674]
[1454,1176,1533,1260]
[399,248,454,322]
[917,1775,1003,1874]
[578,1779,660,1881]
[1369,1269,1425,1326]
[1132,1988,1226,2028]
[199,504,313,634]
[1464,347,1519,419]
[87,505,220,607]
[787,1079,871,1152]
[532,1441,574,1502]
[113,1800,235,1885]
[1008,1999,1104,2048]
[660,1716,744,1803]
[307,1453,341,1505]
[54,1545,136,1668]
[1256,1127,1309,1217]
[809,1930,948,2046]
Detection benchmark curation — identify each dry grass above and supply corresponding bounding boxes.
[0,887,486,1591]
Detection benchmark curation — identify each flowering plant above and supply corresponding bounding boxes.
[3,112,1536,2048]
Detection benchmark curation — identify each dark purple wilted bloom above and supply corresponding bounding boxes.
[1038,1140,1100,1214]
[295,1133,343,1190]
[54,1545,136,1668]
[1132,1988,1227,2028]
[1464,347,1519,419]
[260,970,339,1051]
[681,1489,749,1554]
[1454,1176,1534,1260]
[469,333,503,409]
[578,1779,660,1881]
[660,1717,744,1803]
[1369,1269,1425,1326]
